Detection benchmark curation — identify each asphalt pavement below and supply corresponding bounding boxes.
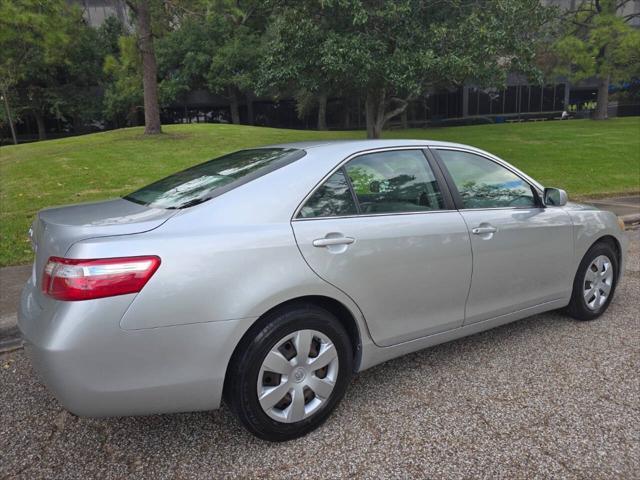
[1,231,638,479]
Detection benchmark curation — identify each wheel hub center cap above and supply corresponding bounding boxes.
[292,366,307,383]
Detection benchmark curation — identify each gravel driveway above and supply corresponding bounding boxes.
[2,230,638,479]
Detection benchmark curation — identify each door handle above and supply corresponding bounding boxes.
[472,226,497,235]
[312,236,355,247]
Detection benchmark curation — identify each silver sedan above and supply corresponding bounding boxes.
[19,140,628,441]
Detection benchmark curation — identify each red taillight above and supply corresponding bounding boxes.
[41,256,161,301]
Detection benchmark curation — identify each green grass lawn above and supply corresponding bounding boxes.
[1,117,639,266]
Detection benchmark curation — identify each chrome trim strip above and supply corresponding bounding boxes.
[293,209,459,222]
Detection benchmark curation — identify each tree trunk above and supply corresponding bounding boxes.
[364,89,409,139]
[246,93,254,125]
[373,88,386,138]
[228,88,240,124]
[34,111,46,140]
[317,93,328,130]
[1,87,17,145]
[365,90,384,138]
[373,114,384,139]
[343,100,350,129]
[365,92,375,138]
[563,82,571,110]
[594,74,609,120]
[136,0,162,134]
[401,110,408,129]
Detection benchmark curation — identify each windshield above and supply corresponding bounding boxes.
[124,148,305,209]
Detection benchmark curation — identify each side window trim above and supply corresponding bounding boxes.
[422,148,456,210]
[293,147,456,221]
[430,147,543,210]
[428,147,465,210]
[341,166,362,215]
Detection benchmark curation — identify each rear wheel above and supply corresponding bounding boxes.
[566,241,618,321]
[226,303,353,441]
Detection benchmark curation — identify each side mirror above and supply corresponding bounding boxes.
[543,187,568,207]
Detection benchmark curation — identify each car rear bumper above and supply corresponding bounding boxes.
[18,277,255,417]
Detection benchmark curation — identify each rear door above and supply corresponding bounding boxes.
[432,148,574,324]
[292,148,472,347]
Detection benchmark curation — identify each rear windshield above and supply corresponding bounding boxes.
[124,148,305,209]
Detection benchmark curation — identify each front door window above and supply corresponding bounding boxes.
[437,150,536,209]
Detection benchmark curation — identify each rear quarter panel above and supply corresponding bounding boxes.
[65,159,371,337]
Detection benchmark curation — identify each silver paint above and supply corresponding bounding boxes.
[18,139,628,418]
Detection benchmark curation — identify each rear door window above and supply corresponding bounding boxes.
[344,150,445,214]
[298,169,358,218]
[297,149,446,218]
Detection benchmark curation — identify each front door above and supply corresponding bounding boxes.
[433,148,574,324]
[292,149,473,347]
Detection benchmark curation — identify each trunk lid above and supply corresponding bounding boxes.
[31,198,175,294]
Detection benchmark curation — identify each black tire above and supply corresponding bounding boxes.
[225,303,353,441]
[566,241,619,321]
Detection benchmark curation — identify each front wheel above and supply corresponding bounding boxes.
[566,241,619,321]
[225,303,353,441]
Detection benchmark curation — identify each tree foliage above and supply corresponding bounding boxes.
[0,0,72,87]
[10,0,630,141]
[0,1,124,140]
[0,0,78,139]
[260,0,554,137]
[553,0,640,119]
[154,1,266,125]
[104,35,144,126]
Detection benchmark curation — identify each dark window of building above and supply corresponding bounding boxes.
[519,86,530,113]
[530,86,542,112]
[478,91,490,115]
[504,86,518,114]
[490,90,504,115]
[468,90,478,116]
[543,86,555,111]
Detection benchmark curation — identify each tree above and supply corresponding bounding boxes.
[263,0,554,138]
[50,21,114,134]
[0,0,74,142]
[156,1,267,125]
[104,36,144,127]
[205,1,266,125]
[259,6,336,130]
[553,0,640,120]
[125,0,162,134]
[1,5,123,142]
[206,21,262,124]
[156,17,212,109]
[0,0,115,142]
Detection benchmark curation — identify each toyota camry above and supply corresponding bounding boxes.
[19,140,627,441]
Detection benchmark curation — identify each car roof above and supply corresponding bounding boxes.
[266,139,472,151]
[264,139,544,192]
